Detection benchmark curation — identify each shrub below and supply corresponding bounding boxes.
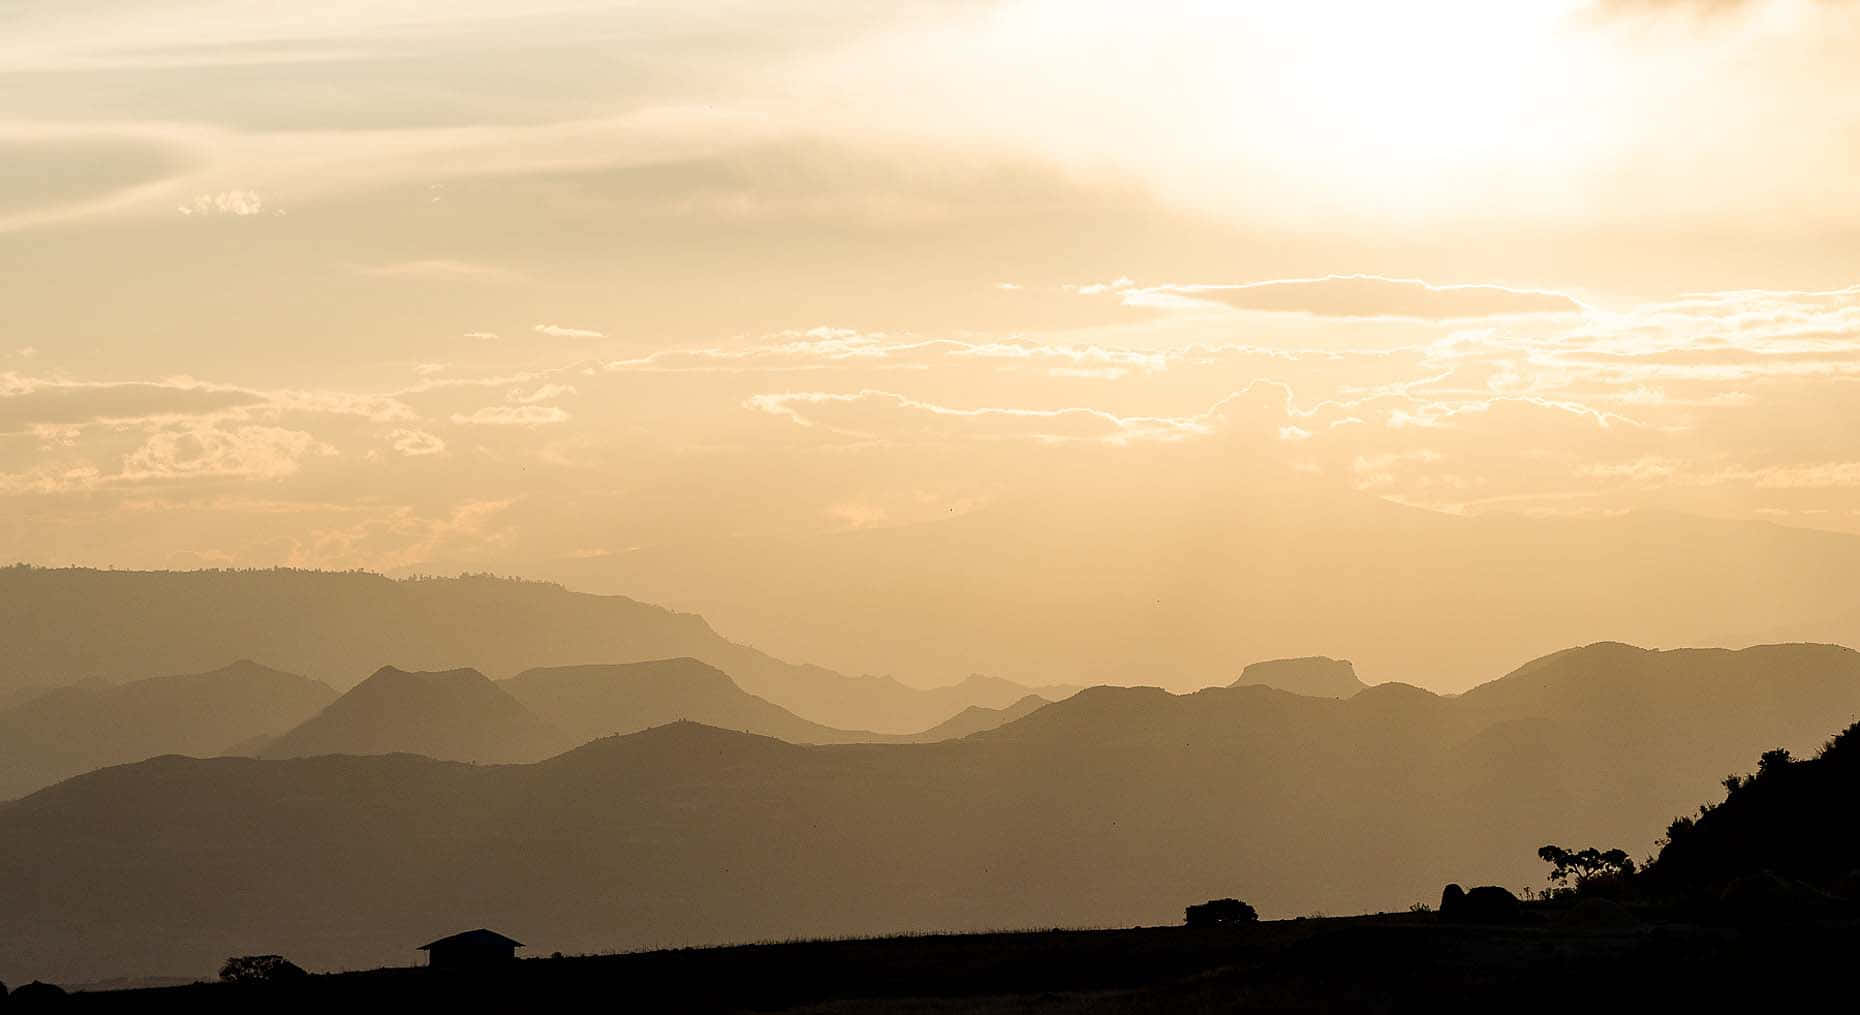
[219,954,308,984]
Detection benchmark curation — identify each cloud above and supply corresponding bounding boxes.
[177,190,269,216]
[463,331,500,341]
[508,383,576,404]
[1,422,339,491]
[0,377,262,433]
[449,405,570,426]
[120,424,332,480]
[1116,275,1585,319]
[534,323,606,339]
[745,389,1215,444]
[603,330,1178,376]
[389,429,446,456]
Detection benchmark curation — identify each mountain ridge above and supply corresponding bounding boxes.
[0,566,1061,733]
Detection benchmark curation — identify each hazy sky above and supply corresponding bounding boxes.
[6,0,1860,574]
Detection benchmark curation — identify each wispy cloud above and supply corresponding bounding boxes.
[1111,275,1586,320]
[389,429,446,456]
[534,323,606,339]
[449,405,570,426]
[177,190,271,217]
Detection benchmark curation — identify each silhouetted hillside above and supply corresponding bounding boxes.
[259,666,569,764]
[8,640,1860,983]
[501,658,886,745]
[1645,720,1860,897]
[1232,656,1367,698]
[0,566,1057,732]
[0,661,334,800]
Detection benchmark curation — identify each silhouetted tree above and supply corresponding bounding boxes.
[1538,845,1636,894]
[219,955,307,984]
[1185,898,1258,927]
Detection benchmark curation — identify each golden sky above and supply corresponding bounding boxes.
[6,1,1860,683]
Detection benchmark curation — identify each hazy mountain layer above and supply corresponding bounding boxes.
[0,660,334,800]
[259,666,569,764]
[5,641,1856,983]
[501,658,891,746]
[248,658,1046,765]
[896,694,1051,743]
[0,566,1067,732]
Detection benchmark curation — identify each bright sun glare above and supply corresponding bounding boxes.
[1249,0,1606,208]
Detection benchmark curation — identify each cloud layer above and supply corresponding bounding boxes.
[8,280,1860,574]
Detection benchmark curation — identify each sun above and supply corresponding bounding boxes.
[1226,0,1615,214]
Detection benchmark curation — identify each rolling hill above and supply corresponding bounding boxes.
[6,641,1858,983]
[0,660,334,800]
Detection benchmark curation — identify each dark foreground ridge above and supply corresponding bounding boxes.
[49,914,1860,1013]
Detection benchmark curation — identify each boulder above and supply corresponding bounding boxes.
[1439,884,1525,923]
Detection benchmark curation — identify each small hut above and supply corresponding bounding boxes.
[418,929,525,969]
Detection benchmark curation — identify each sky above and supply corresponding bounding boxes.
[6,0,1860,631]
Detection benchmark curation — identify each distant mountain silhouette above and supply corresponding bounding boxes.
[8,641,1860,983]
[897,694,1050,742]
[1232,656,1367,698]
[501,658,888,745]
[0,566,1060,733]
[259,666,569,764]
[0,660,334,800]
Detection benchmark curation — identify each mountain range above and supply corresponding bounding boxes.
[0,566,1079,732]
[5,640,1856,983]
[0,655,1049,801]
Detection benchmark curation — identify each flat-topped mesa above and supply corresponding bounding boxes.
[1232,656,1368,699]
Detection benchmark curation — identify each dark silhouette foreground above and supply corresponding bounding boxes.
[48,916,1860,1013]
[37,725,1860,1011]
